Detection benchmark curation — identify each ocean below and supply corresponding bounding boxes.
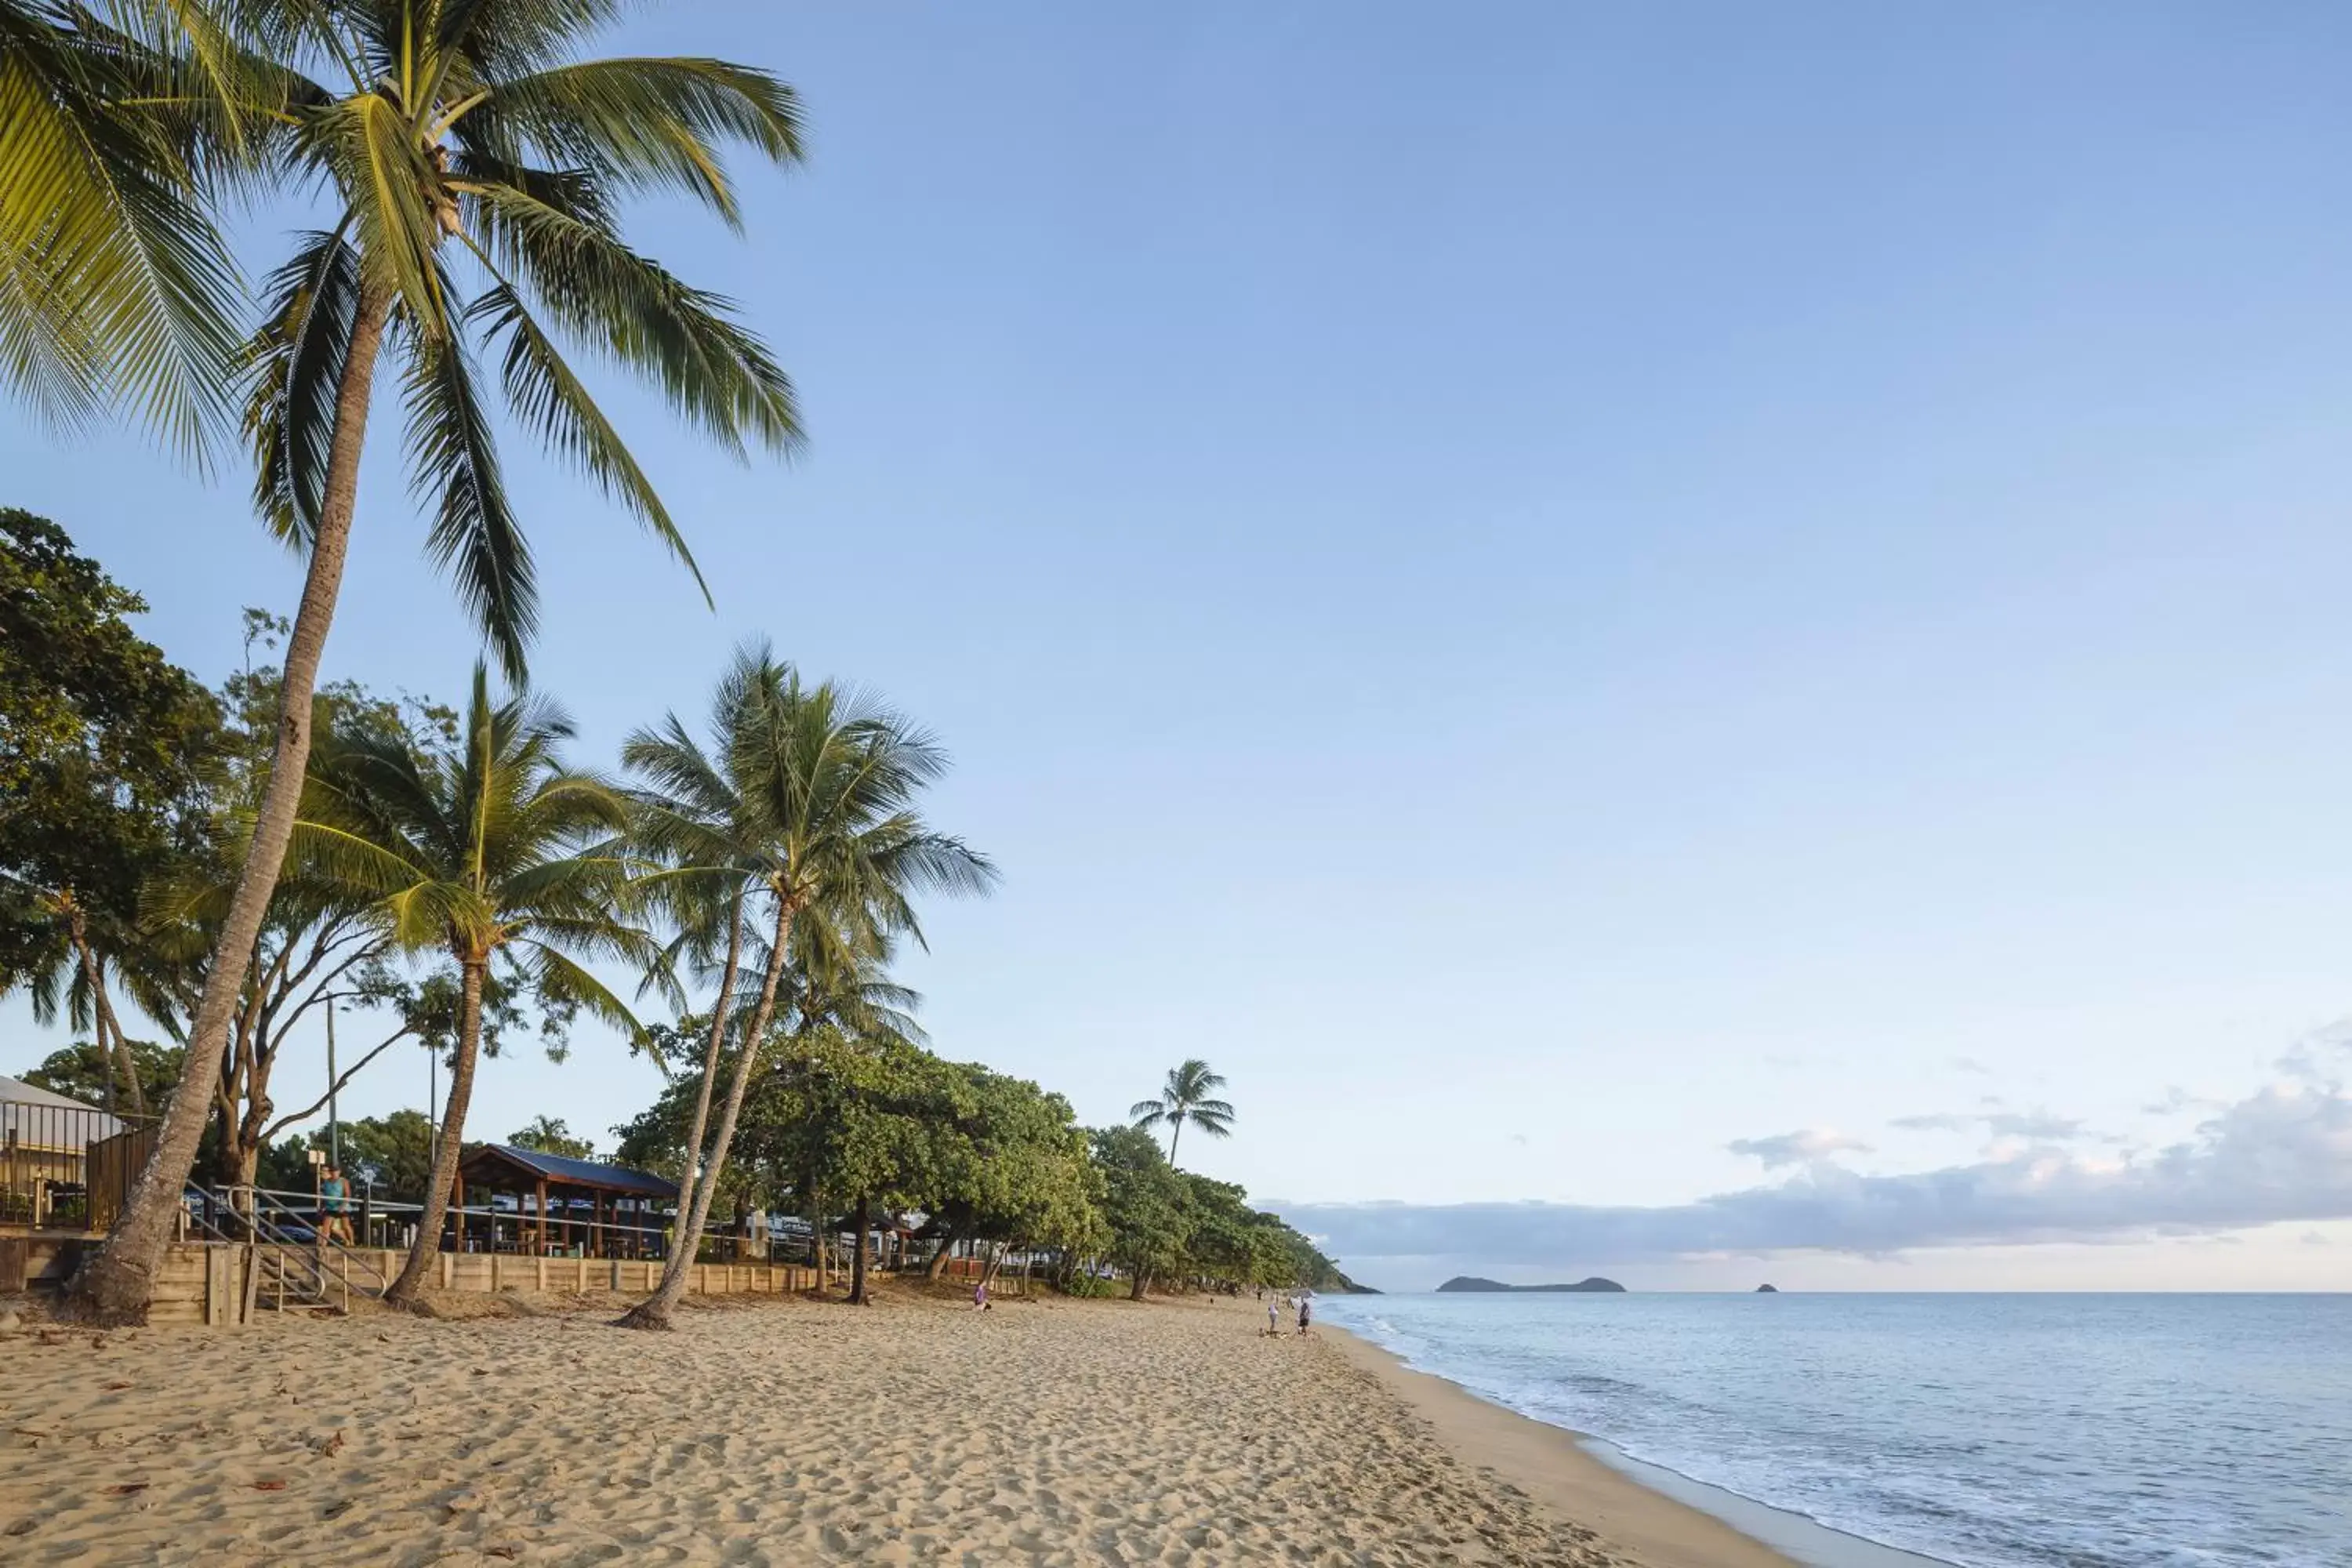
[1312,1291,2352,1568]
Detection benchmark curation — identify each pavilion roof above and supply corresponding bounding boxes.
[458,1143,678,1200]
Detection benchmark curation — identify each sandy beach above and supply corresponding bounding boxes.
[0,1289,1792,1566]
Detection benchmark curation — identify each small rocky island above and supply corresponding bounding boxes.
[1755,1283,1779,1293]
[1435,1276,1626,1294]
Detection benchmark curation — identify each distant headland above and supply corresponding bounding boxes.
[1435,1276,1626,1294]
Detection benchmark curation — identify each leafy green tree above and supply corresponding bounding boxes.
[135,612,455,1187]
[67,0,806,1322]
[294,664,653,1304]
[17,1036,184,1114]
[509,1114,593,1160]
[1178,1172,1261,1288]
[1091,1124,1192,1301]
[617,649,993,1328]
[1,510,220,1112]
[1129,1058,1235,1166]
[326,1109,437,1205]
[923,1065,1102,1280]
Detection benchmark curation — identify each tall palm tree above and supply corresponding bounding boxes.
[611,654,774,1258]
[1131,1059,1235,1166]
[67,0,803,1319]
[616,646,995,1330]
[293,663,655,1306]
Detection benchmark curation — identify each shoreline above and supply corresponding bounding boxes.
[1320,1322,1948,1568]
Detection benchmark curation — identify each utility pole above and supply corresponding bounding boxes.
[326,997,340,1167]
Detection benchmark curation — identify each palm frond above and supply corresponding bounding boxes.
[242,223,358,543]
[0,0,244,457]
[466,180,800,459]
[466,56,804,227]
[398,306,532,677]
[468,281,708,608]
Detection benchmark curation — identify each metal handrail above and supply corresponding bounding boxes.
[183,1183,390,1303]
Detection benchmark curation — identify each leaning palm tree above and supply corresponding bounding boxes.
[294,664,655,1306]
[67,0,803,1319]
[1131,1059,1235,1165]
[616,646,995,1330]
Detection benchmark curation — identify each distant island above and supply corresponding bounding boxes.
[1436,1276,1626,1294]
[1755,1283,1779,1293]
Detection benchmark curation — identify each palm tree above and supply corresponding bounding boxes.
[0,878,151,1115]
[609,655,774,1265]
[67,0,804,1319]
[616,646,995,1330]
[293,664,655,1306]
[1131,1059,1235,1166]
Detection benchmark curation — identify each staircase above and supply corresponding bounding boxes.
[182,1184,390,1318]
[254,1244,343,1315]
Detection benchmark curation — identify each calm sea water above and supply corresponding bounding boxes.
[1313,1292,2352,1568]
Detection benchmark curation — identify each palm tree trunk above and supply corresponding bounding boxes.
[64,903,141,1117]
[387,956,485,1306]
[849,1194,871,1305]
[64,286,391,1323]
[618,893,794,1329]
[1168,1119,1181,1166]
[664,890,743,1240]
[92,982,142,1117]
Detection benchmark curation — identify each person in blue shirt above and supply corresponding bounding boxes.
[318,1166,354,1246]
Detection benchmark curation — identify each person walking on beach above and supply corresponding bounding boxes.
[318,1166,353,1247]
[1266,1297,1281,1336]
[1296,1294,1312,1336]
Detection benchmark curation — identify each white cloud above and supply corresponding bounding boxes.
[1275,1078,2352,1268]
[1726,1129,1872,1168]
[1981,1111,2085,1141]
[1889,1109,2084,1142]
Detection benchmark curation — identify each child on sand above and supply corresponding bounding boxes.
[972,1280,991,1312]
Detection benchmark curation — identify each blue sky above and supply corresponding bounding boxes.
[9,2,2352,1288]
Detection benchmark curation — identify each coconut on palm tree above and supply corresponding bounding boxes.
[1131,1059,1235,1165]
[615,645,995,1330]
[293,664,655,1305]
[58,0,804,1319]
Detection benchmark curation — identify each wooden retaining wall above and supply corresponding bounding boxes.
[5,1234,1022,1325]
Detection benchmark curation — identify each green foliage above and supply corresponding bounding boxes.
[1090,1124,1194,1294]
[509,1114,593,1160]
[1130,1058,1236,1163]
[17,1036,184,1111]
[319,1110,438,1203]
[925,1065,1105,1258]
[0,2,247,456]
[0,509,219,976]
[296,662,652,1018]
[223,0,808,677]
